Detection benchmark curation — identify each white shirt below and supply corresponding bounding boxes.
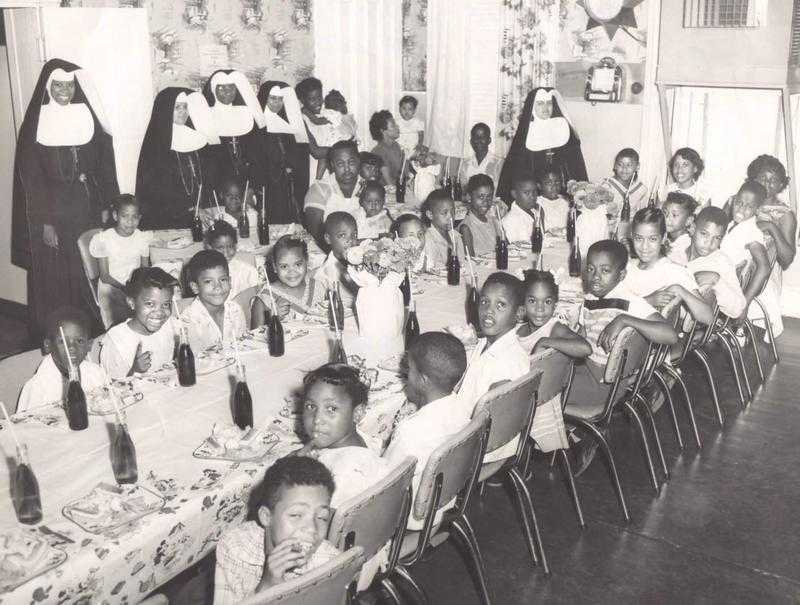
[423,227,465,269]
[316,446,392,508]
[457,151,504,188]
[397,116,424,154]
[355,208,392,240]
[17,354,108,414]
[687,250,746,319]
[304,178,362,221]
[516,316,558,354]
[501,203,538,244]
[623,257,699,299]
[721,216,765,268]
[538,195,569,233]
[383,393,467,530]
[666,233,692,265]
[665,180,711,209]
[456,329,530,462]
[89,228,152,284]
[229,257,260,299]
[604,177,649,216]
[181,297,247,353]
[100,319,177,379]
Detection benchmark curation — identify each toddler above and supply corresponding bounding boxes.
[459,173,500,256]
[17,307,108,414]
[214,456,340,604]
[457,123,504,191]
[322,89,358,147]
[604,148,649,219]
[412,147,442,203]
[397,95,424,157]
[369,110,404,187]
[100,267,178,379]
[666,147,710,208]
[182,249,247,352]
[356,181,392,239]
[423,189,465,269]
[537,169,570,234]
[358,152,383,183]
[213,177,257,234]
[502,171,543,244]
[663,192,699,265]
[90,194,152,326]
[517,270,591,357]
[384,331,468,529]
[316,211,358,298]
[685,207,746,319]
[204,220,259,299]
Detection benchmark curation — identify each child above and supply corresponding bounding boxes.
[204,220,260,299]
[250,236,319,327]
[459,174,500,256]
[393,213,427,272]
[456,272,530,462]
[604,148,649,219]
[213,177,257,234]
[411,147,442,204]
[322,89,358,147]
[17,307,108,414]
[666,147,710,208]
[100,267,178,379]
[358,152,383,183]
[423,189,465,269]
[663,192,699,265]
[720,181,772,318]
[296,77,335,181]
[89,194,152,326]
[316,211,358,297]
[517,270,591,357]
[383,331,468,529]
[214,456,341,604]
[297,363,391,507]
[369,110,404,187]
[182,249,248,352]
[685,207,746,319]
[457,123,504,191]
[537,169,570,234]
[625,208,714,325]
[355,181,392,239]
[501,171,543,244]
[397,95,424,158]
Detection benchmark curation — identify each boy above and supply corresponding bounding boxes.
[90,194,152,326]
[358,152,383,183]
[457,123,504,190]
[604,148,649,218]
[456,272,530,462]
[214,456,341,604]
[686,207,746,319]
[423,189,465,269]
[384,331,468,529]
[355,181,392,239]
[663,192,698,265]
[567,240,677,473]
[720,181,772,318]
[369,110,403,187]
[397,95,424,158]
[502,171,542,243]
[459,173,500,257]
[183,249,247,352]
[204,220,259,299]
[17,307,108,414]
[212,178,257,234]
[537,169,569,233]
[316,211,358,298]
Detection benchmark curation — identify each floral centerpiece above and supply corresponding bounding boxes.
[566,180,617,255]
[346,236,421,341]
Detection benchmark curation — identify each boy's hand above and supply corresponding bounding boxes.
[132,342,152,373]
[261,539,309,588]
[598,315,626,352]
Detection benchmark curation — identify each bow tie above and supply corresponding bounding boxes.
[583,298,630,311]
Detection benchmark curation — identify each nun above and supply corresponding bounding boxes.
[136,87,219,229]
[202,69,267,192]
[497,87,588,202]
[12,59,119,339]
[257,80,310,224]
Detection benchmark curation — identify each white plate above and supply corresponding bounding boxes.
[0,530,67,593]
[62,483,164,535]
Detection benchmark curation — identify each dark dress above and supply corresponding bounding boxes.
[12,59,119,340]
[136,87,217,229]
[496,87,588,203]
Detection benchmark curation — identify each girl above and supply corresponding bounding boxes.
[626,208,714,325]
[459,173,499,256]
[100,267,178,378]
[517,270,591,357]
[422,189,465,269]
[393,213,426,272]
[663,192,698,265]
[355,181,392,239]
[665,147,710,208]
[249,236,318,328]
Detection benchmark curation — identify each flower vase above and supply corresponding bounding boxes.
[355,280,405,340]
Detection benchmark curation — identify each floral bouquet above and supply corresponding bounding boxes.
[566,180,616,212]
[567,181,617,257]
[346,236,422,284]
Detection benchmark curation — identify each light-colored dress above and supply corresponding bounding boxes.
[100,318,177,379]
[460,211,499,256]
[516,316,558,354]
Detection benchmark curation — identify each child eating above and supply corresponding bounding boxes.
[501,171,543,244]
[663,192,699,265]
[537,169,570,234]
[517,270,591,357]
[214,456,340,604]
[423,189,465,269]
[204,220,260,299]
[355,181,392,239]
[397,95,424,158]
[17,307,108,414]
[459,173,499,257]
[182,249,247,352]
[89,194,152,326]
[100,267,179,378]
[666,147,710,208]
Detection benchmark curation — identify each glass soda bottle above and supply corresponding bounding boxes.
[111,417,138,484]
[191,214,204,242]
[566,202,576,244]
[446,247,461,286]
[330,334,348,364]
[396,172,406,205]
[530,221,543,255]
[177,327,196,386]
[268,312,285,357]
[238,210,250,239]
[404,301,420,350]
[466,284,480,328]
[258,209,270,246]
[65,366,88,431]
[495,236,508,270]
[327,287,345,330]
[13,445,42,525]
[569,237,582,277]
[232,364,254,430]
[453,179,463,202]
[400,272,411,306]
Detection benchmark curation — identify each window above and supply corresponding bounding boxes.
[683,0,765,28]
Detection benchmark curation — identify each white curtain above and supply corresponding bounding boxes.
[639,0,665,194]
[313,0,402,151]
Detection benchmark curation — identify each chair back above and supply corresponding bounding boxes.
[472,370,542,463]
[242,546,365,605]
[674,287,718,363]
[328,457,415,570]
[407,412,491,563]
[529,349,573,404]
[77,228,103,305]
[234,284,264,328]
[0,349,43,413]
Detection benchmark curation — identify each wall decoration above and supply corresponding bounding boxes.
[402,0,427,91]
[558,0,647,63]
[240,0,263,31]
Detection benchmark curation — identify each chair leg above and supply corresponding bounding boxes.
[394,566,428,605]
[664,365,702,450]
[717,331,747,408]
[381,577,403,605]
[692,348,725,426]
[623,400,660,493]
[451,515,492,605]
[509,467,550,575]
[743,319,765,382]
[723,326,753,402]
[634,392,669,480]
[653,369,684,450]
[504,467,538,567]
[558,448,586,528]
[754,297,780,364]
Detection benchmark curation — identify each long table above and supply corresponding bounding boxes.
[0,239,579,603]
